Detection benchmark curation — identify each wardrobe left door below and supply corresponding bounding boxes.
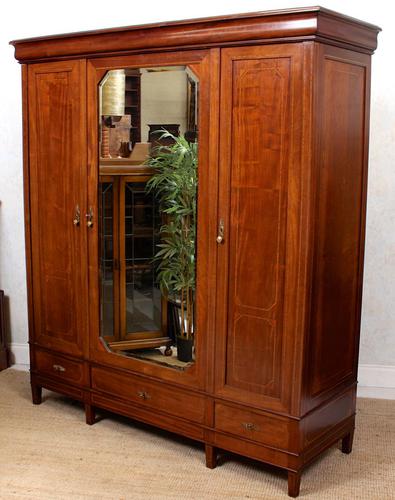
[27,60,88,358]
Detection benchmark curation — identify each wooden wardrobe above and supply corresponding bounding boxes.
[11,7,380,497]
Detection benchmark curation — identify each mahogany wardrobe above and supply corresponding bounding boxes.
[11,7,380,497]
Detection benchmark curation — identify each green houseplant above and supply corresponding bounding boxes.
[146,131,197,362]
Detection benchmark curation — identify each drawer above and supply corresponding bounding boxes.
[215,402,295,451]
[35,349,86,387]
[91,366,205,424]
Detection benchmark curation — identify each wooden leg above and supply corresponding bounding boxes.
[288,470,301,498]
[341,428,355,454]
[85,403,96,425]
[31,383,42,405]
[205,444,217,469]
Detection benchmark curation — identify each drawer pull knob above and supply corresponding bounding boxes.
[137,390,151,400]
[53,364,66,373]
[242,422,257,431]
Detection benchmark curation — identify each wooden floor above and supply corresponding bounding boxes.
[0,368,394,499]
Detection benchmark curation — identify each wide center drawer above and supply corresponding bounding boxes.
[91,366,205,424]
[34,348,87,386]
[215,402,296,452]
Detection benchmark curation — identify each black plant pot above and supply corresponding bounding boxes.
[167,300,181,343]
[177,336,193,363]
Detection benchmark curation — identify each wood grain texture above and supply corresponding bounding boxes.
[204,48,220,397]
[214,402,298,452]
[91,365,206,424]
[10,7,380,63]
[304,45,371,413]
[288,471,301,497]
[213,430,300,471]
[301,387,356,447]
[91,392,205,442]
[214,44,306,415]
[311,59,365,395]
[27,60,89,358]
[31,372,86,402]
[21,64,34,351]
[34,347,87,386]
[205,444,217,469]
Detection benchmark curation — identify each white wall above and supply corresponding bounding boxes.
[1,0,394,395]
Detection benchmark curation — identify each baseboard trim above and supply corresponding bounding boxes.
[11,364,30,371]
[358,363,395,387]
[357,363,395,400]
[357,386,395,399]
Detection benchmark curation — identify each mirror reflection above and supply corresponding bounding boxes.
[98,66,198,370]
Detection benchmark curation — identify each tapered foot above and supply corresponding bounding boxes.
[31,383,42,405]
[85,403,96,425]
[341,428,355,454]
[205,444,217,469]
[288,470,301,498]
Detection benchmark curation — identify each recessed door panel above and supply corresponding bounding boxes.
[215,45,305,412]
[28,60,88,356]
[308,55,367,398]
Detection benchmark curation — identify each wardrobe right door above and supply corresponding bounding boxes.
[214,44,307,414]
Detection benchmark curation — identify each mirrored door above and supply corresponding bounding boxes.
[98,65,199,370]
[88,50,216,388]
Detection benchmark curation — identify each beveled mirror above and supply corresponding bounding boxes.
[98,65,199,370]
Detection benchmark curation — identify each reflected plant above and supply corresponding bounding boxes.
[145,132,197,340]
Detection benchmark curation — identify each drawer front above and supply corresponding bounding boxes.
[215,402,295,451]
[34,349,86,386]
[91,366,205,424]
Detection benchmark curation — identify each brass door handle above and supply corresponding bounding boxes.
[73,205,81,226]
[53,364,66,373]
[242,422,258,431]
[137,390,151,400]
[86,207,94,228]
[216,218,225,244]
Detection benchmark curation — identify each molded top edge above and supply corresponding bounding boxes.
[10,6,381,62]
[9,6,380,46]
